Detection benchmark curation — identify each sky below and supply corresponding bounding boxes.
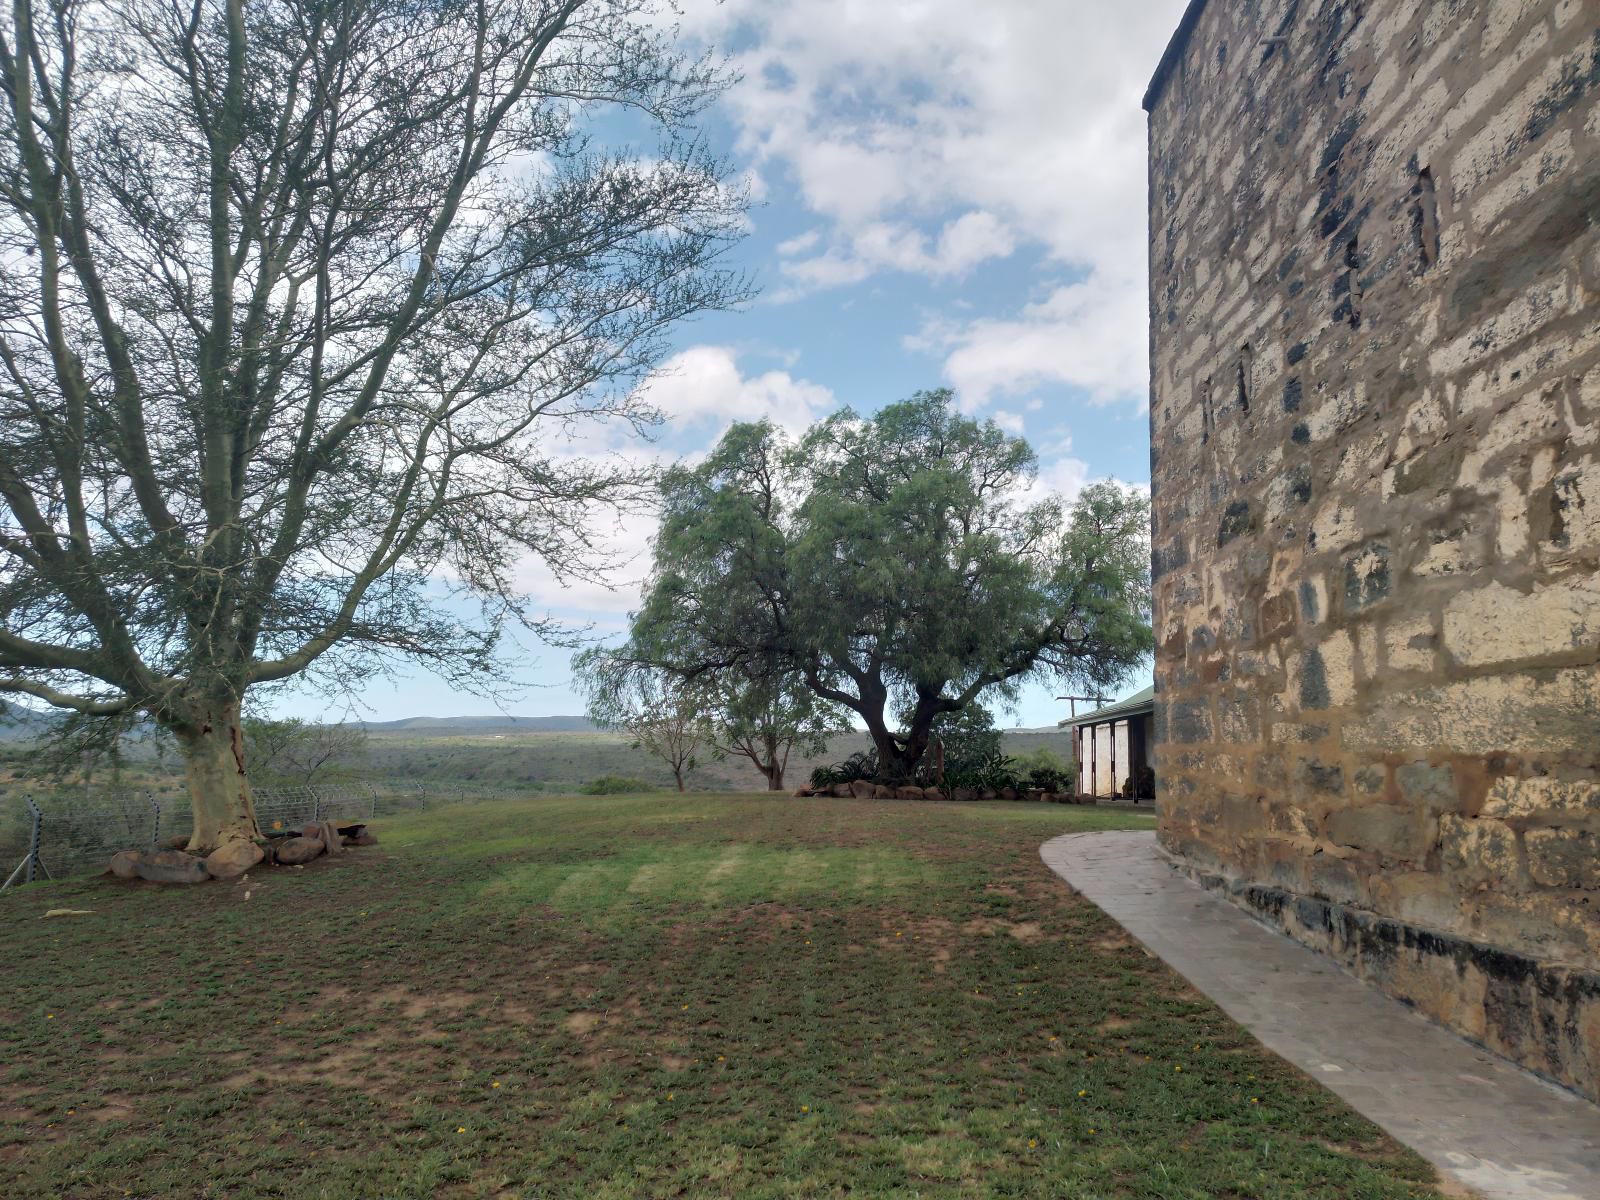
[280,0,1192,729]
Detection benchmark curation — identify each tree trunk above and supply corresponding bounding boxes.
[175,699,261,853]
[764,761,784,790]
[673,766,686,792]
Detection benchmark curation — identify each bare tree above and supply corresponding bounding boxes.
[0,0,749,851]
[574,651,707,792]
[243,716,367,787]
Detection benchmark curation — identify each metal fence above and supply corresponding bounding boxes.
[0,777,530,893]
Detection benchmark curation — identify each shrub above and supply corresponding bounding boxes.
[1011,746,1075,793]
[580,775,657,795]
[810,749,879,789]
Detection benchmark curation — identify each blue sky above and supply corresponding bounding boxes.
[278,0,1191,729]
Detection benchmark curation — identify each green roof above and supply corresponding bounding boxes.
[1059,685,1155,729]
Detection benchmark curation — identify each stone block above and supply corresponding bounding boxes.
[1324,805,1431,863]
[1440,815,1527,892]
[1342,542,1392,612]
[1396,762,1458,813]
[1383,614,1437,673]
[1525,829,1600,890]
[1482,777,1600,819]
[1344,667,1600,754]
[1443,576,1600,668]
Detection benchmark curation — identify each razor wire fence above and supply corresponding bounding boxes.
[0,776,533,893]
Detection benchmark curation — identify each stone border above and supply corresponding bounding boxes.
[1167,851,1600,1105]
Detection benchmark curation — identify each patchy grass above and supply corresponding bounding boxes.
[0,794,1448,1199]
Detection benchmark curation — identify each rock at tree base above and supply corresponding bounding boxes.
[871,784,895,799]
[300,822,324,839]
[848,780,875,800]
[165,834,190,850]
[204,840,265,880]
[829,783,852,799]
[951,787,977,803]
[109,850,142,880]
[894,786,923,801]
[318,820,345,855]
[922,788,946,802]
[275,836,325,865]
[135,849,209,885]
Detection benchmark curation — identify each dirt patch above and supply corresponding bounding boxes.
[565,1011,601,1035]
[1006,921,1044,942]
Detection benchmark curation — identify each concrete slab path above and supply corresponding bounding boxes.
[1040,830,1600,1200]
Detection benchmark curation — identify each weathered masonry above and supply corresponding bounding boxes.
[1145,0,1600,1100]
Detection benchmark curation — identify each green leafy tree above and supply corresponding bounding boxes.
[0,0,749,852]
[923,703,1003,780]
[706,668,839,791]
[626,390,1152,782]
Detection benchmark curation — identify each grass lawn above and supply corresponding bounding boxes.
[0,794,1448,1199]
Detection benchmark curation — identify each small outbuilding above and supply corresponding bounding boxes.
[1061,686,1154,802]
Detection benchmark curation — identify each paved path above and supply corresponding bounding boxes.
[1040,830,1600,1200]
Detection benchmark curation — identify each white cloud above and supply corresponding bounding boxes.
[641,344,836,435]
[991,409,1025,434]
[676,0,1185,405]
[776,229,821,256]
[922,269,1148,409]
[1023,446,1095,511]
[684,0,1185,269]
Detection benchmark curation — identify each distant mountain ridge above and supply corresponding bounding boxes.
[361,714,597,733]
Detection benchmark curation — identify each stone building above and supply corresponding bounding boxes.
[1145,0,1600,1100]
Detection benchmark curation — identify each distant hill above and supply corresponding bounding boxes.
[0,699,61,742]
[362,714,598,734]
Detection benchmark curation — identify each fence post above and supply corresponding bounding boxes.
[2,797,45,893]
[369,786,378,819]
[26,796,42,883]
[147,791,161,846]
[310,787,322,823]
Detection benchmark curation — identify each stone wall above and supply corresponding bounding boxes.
[1145,0,1600,1099]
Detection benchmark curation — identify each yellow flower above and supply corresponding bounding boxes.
[491,1081,500,1089]
[800,1105,809,1113]
[667,1093,674,1100]
[45,1014,54,1020]
[1174,1065,1182,1072]
[1088,1127,1097,1135]
[1049,1036,1058,1042]
[1251,1097,1260,1105]
[717,1055,725,1062]
[456,1126,466,1134]
[895,931,902,937]
[1077,1090,1086,1097]
[681,1004,689,1010]
[1028,1138,1037,1149]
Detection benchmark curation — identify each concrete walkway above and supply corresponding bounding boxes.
[1040,830,1600,1200]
